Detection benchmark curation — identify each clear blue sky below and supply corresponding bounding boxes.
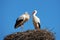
[0,0,60,40]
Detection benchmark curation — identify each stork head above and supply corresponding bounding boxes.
[33,10,37,15]
[24,12,28,14]
[24,12,30,18]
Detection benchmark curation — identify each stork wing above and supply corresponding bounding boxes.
[38,22,41,28]
[14,18,23,28]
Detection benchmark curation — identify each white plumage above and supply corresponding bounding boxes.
[14,12,30,28]
[32,10,41,30]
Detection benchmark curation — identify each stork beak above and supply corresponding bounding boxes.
[32,11,35,14]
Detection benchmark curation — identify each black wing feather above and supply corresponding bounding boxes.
[38,22,41,28]
[14,19,23,28]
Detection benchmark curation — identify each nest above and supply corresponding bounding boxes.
[4,30,55,40]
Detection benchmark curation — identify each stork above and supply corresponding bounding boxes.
[32,10,41,31]
[14,12,30,30]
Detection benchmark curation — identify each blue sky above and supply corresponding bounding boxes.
[0,0,60,40]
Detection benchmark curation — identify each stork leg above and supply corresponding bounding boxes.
[34,23,41,32]
[20,25,24,32]
[34,29,37,32]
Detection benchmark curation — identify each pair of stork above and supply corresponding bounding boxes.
[14,10,41,31]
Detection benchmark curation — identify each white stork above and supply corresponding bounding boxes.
[14,12,30,29]
[32,10,41,31]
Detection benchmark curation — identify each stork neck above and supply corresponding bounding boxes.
[33,13,36,16]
